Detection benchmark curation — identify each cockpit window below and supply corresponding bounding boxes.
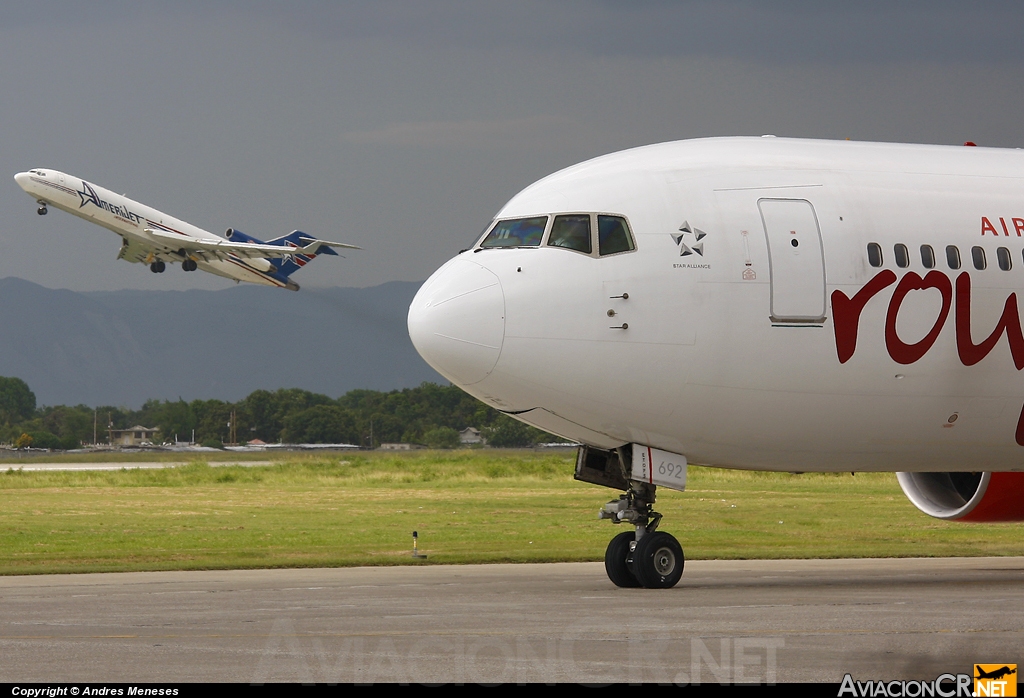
[547,214,592,254]
[598,215,635,256]
[479,216,547,248]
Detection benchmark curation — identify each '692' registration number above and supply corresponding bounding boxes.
[630,444,687,492]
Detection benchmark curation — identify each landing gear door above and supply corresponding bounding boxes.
[631,444,687,492]
[758,198,826,324]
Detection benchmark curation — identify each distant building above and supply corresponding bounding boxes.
[110,425,158,446]
[459,427,486,445]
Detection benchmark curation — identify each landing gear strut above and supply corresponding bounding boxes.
[600,481,684,589]
[576,445,686,589]
[37,201,47,215]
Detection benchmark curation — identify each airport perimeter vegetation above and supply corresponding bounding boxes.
[0,378,551,450]
[1,449,1021,576]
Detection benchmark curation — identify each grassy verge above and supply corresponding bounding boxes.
[0,451,1021,575]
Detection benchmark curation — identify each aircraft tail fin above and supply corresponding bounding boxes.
[265,230,345,282]
[224,229,357,284]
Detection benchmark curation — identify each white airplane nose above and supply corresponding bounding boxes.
[408,257,505,386]
[14,172,31,191]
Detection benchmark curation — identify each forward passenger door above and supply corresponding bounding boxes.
[758,198,826,324]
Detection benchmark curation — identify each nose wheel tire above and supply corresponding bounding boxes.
[631,531,684,589]
[37,205,47,215]
[604,531,642,588]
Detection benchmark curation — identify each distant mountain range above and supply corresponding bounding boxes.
[0,277,443,407]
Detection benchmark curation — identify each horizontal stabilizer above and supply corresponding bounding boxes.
[264,230,361,254]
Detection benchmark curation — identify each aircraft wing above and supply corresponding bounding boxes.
[144,228,360,262]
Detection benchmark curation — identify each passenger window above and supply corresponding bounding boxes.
[479,216,547,248]
[598,216,635,256]
[998,247,1012,271]
[894,244,909,268]
[920,245,935,269]
[972,246,987,270]
[548,214,592,254]
[946,245,961,270]
[867,243,882,267]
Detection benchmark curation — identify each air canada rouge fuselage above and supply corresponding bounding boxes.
[408,136,1024,588]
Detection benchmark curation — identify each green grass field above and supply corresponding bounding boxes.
[1,450,1021,575]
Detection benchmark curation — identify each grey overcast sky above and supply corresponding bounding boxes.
[2,1,1024,292]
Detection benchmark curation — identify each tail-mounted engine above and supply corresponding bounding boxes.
[897,471,1024,521]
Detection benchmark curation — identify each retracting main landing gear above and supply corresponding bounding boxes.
[37,200,47,215]
[175,249,198,272]
[575,444,687,589]
[149,261,166,273]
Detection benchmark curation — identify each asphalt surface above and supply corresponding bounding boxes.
[1,557,1021,684]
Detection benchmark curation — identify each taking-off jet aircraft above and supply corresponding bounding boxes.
[408,136,1024,589]
[14,169,358,290]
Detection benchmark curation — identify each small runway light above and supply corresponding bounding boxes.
[412,531,427,559]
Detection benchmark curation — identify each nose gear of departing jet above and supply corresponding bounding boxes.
[37,201,47,215]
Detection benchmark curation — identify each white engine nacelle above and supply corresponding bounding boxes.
[897,471,1024,521]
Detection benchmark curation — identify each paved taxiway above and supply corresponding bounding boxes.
[1,558,1021,683]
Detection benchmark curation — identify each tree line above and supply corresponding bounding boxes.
[0,377,556,449]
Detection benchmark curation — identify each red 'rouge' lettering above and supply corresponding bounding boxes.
[831,269,897,363]
[839,270,1024,446]
[954,272,1024,369]
[885,271,952,364]
[982,216,1000,236]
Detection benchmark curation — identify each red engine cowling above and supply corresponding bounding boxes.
[897,472,1024,521]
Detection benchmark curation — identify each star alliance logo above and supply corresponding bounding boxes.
[672,221,706,257]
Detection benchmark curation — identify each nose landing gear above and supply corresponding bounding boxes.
[600,482,684,589]
[577,444,687,589]
[604,530,642,588]
[631,530,684,589]
[37,201,47,215]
